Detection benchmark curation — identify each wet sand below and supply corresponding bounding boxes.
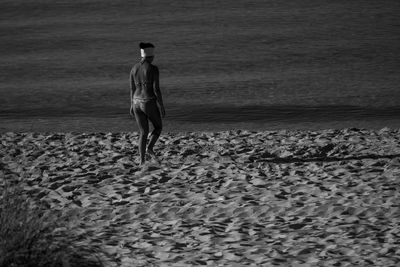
[1,128,399,266]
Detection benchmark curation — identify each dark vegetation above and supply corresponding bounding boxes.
[0,181,104,267]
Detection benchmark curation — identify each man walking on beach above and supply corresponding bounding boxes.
[130,42,165,165]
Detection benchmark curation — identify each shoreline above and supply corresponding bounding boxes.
[1,116,400,133]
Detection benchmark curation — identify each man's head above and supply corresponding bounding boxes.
[139,42,155,62]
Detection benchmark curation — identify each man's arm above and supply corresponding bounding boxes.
[154,66,165,117]
[129,68,136,116]
[130,68,136,102]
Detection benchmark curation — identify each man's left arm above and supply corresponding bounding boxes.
[154,66,165,118]
[129,69,136,116]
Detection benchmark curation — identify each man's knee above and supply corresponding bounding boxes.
[139,129,149,138]
[152,126,162,136]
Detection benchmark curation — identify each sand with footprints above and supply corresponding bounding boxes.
[1,128,400,266]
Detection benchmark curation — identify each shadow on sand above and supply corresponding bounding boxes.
[257,153,400,164]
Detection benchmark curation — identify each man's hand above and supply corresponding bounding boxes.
[130,105,134,117]
[160,105,166,118]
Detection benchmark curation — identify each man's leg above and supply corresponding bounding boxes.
[133,104,149,165]
[145,102,162,156]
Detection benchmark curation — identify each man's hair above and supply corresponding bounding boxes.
[139,42,155,49]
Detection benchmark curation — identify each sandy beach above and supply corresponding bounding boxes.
[1,128,399,266]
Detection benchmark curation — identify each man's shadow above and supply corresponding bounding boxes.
[254,153,400,164]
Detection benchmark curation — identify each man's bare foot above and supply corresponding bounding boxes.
[147,149,158,161]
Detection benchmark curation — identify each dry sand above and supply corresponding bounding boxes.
[1,128,400,266]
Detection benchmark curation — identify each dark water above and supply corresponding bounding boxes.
[169,105,400,124]
[1,0,400,131]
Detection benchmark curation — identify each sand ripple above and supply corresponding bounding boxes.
[1,128,400,266]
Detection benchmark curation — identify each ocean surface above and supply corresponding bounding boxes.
[1,0,400,132]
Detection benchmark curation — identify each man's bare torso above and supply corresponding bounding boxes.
[131,60,158,100]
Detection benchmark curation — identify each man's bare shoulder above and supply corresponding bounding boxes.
[131,62,141,72]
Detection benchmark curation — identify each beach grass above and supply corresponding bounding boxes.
[0,181,105,267]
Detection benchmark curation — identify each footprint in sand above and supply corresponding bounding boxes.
[147,150,161,164]
[136,162,161,176]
